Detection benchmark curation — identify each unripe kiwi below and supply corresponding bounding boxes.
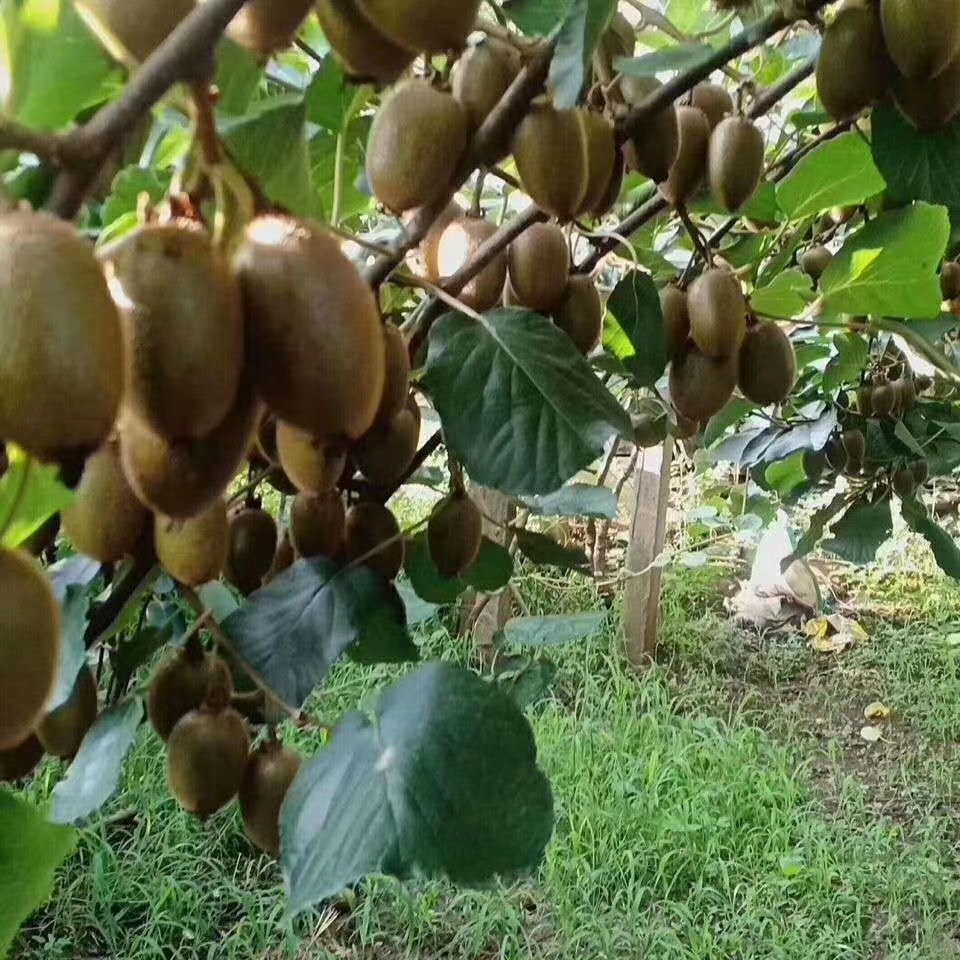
[871,383,896,418]
[892,50,960,131]
[553,276,604,356]
[801,245,833,282]
[942,261,960,300]
[343,502,404,580]
[576,110,617,217]
[632,413,668,449]
[375,324,411,429]
[452,38,519,129]
[891,467,917,500]
[507,223,571,313]
[427,491,483,578]
[239,738,303,855]
[737,322,797,405]
[619,77,680,184]
[592,154,625,217]
[841,429,866,463]
[659,107,711,206]
[432,216,507,312]
[708,116,764,213]
[154,500,229,587]
[352,406,420,487]
[225,0,313,56]
[356,0,482,53]
[856,386,874,417]
[816,3,893,120]
[686,268,747,359]
[690,83,734,130]
[366,81,468,213]
[225,509,277,596]
[0,549,60,750]
[0,735,44,784]
[101,221,244,442]
[912,459,930,485]
[315,0,413,84]
[892,377,917,412]
[62,440,148,562]
[803,449,826,481]
[593,12,634,80]
[0,211,123,462]
[660,284,690,360]
[290,491,346,559]
[824,438,848,473]
[234,216,385,440]
[75,0,194,63]
[276,421,347,495]
[36,666,98,760]
[880,0,960,81]
[669,346,738,422]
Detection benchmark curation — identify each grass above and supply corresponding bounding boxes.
[11,558,960,959]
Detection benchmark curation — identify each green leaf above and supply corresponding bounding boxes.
[305,55,361,133]
[309,116,371,223]
[893,420,926,458]
[281,663,554,914]
[0,446,74,549]
[347,614,419,666]
[549,0,588,109]
[50,697,143,826]
[214,39,262,116]
[902,497,960,579]
[47,586,91,712]
[514,529,590,571]
[494,656,558,710]
[822,331,870,391]
[704,398,755,448]
[750,269,814,320]
[782,493,850,572]
[503,612,605,647]
[423,309,630,496]
[112,625,174,696]
[764,453,807,498]
[100,167,171,228]
[820,203,948,319]
[776,132,886,220]
[0,792,76,957]
[405,536,514,605]
[501,0,573,36]
[464,538,515,592]
[616,43,713,76]
[824,498,892,564]
[221,559,410,709]
[605,271,668,387]
[520,484,618,519]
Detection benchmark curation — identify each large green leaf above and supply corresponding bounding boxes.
[405,535,514,605]
[503,612,605,647]
[47,586,91,712]
[501,0,573,36]
[901,497,960,579]
[822,331,870,391]
[750,269,814,320]
[824,498,892,564]
[820,203,948,319]
[0,793,77,957]
[782,493,850,572]
[617,44,713,76]
[520,484,618,519]
[0,446,74,550]
[281,663,554,914]
[605,271,669,387]
[214,39,262,116]
[422,310,630,496]
[514,528,590,571]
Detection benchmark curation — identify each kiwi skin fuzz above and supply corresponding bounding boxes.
[737,322,797,406]
[239,740,304,856]
[507,223,571,314]
[343,502,405,580]
[154,501,230,587]
[669,345,738,422]
[36,666,98,760]
[427,492,484,578]
[686,268,747,359]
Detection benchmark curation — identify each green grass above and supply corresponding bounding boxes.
[11,562,960,959]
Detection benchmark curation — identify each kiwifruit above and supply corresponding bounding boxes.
[632,413,668,449]
[119,375,260,519]
[892,377,917,412]
[880,0,960,81]
[61,440,148,562]
[669,346,738,422]
[225,509,277,596]
[670,413,700,440]
[619,77,680,184]
[801,245,833,282]
[167,702,250,819]
[513,104,589,222]
[352,406,420,487]
[841,429,866,463]
[366,80,468,213]
[154,500,229,587]
[891,467,917,500]
[892,50,960,131]
[147,636,233,741]
[689,83,734,130]
[507,223,571,313]
[942,261,960,300]
[803,449,826,481]
[376,323,411,426]
[275,421,347,494]
[36,665,98,760]
[432,216,507,312]
[576,110,617,217]
[0,549,60,750]
[916,374,934,391]
[592,154,625,217]
[816,3,893,120]
[553,276,604,356]
[912,459,930,485]
[871,382,896,418]
[737,322,797,405]
[356,0,480,53]
[708,116,764,213]
[239,738,303,855]
[660,284,690,360]
[427,491,483,578]
[264,534,296,584]
[686,268,746,359]
[343,502,404,580]
[593,11,634,81]
[290,491,346,559]
[255,413,280,465]
[659,106,711,206]
[452,38,519,129]
[0,211,123,463]
[856,385,874,417]
[75,0,194,63]
[315,0,413,84]
[101,221,244,441]
[0,735,44,783]
[421,202,464,281]
[225,0,313,56]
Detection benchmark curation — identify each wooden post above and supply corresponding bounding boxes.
[623,437,674,665]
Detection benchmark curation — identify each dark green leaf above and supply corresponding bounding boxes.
[605,271,668,387]
[902,497,960,579]
[0,446,74,550]
[405,535,513,604]
[549,0,588,109]
[514,529,590,571]
[616,44,713,76]
[704,398,755,448]
[822,331,869,392]
[281,663,554,913]
[824,498,892,564]
[47,587,91,712]
[501,0,573,36]
[764,453,807,498]
[520,484,618,519]
[893,420,926,458]
[112,626,173,695]
[749,269,813,320]
[464,538,515,592]
[781,493,849,572]
[395,582,440,627]
[494,656,558,710]
[503,612,605,647]
[754,409,838,467]
[215,39,263,116]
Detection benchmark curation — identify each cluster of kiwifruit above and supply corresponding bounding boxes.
[817,0,960,132]
[855,376,918,419]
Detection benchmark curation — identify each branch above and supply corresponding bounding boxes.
[0,117,67,165]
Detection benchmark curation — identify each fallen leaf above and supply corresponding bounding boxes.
[863,701,891,721]
[860,725,883,742]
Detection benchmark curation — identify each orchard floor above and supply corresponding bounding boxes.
[13,559,960,960]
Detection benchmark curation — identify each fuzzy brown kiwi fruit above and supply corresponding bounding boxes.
[61,440,148,563]
[816,3,893,120]
[355,0,481,53]
[352,406,420,487]
[343,502,404,580]
[576,110,617,217]
[841,429,866,463]
[553,276,604,356]
[0,549,60,750]
[737,322,797,405]
[427,491,483,578]
[801,245,833,282]
[366,81,468,213]
[669,346,738,422]
[660,284,690,361]
[632,413,668,449]
[0,211,123,463]
[452,38,519,129]
[255,413,280,465]
[513,103,589,221]
[421,202,464,282]
[871,382,896,418]
[275,421,348,495]
[431,216,507,312]
[689,83,734,130]
[376,323,411,426]
[708,116,764,213]
[36,665,98,760]
[592,154,625,217]
[659,106,711,206]
[101,221,244,441]
[942,261,960,300]
[880,0,960,81]
[686,268,746,359]
[892,53,960,131]
[239,738,303,855]
[147,636,233,741]
[912,459,930,485]
[803,449,826,481]
[234,216,385,441]
[891,377,917,412]
[593,12,633,81]
[225,0,313,56]
[891,467,917,499]
[225,509,277,596]
[619,77,680,184]
[507,223,571,313]
[290,491,346,559]
[855,386,874,417]
[670,413,700,440]
[155,500,229,587]
[315,0,413,84]
[75,0,194,63]
[0,735,44,783]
